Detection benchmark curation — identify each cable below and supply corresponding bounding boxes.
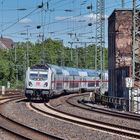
[1,0,133,43]
[1,1,49,33]
[1,8,38,32]
[9,11,92,35]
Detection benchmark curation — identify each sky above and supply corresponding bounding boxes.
[0,0,133,47]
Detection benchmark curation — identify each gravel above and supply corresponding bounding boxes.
[0,97,136,140]
[0,128,24,140]
[49,94,140,130]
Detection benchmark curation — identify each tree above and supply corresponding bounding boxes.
[0,38,108,88]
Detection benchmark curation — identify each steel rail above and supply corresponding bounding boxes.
[0,95,23,101]
[30,101,140,140]
[66,94,140,121]
[0,96,63,140]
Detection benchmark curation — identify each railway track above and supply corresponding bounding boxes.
[0,95,23,101]
[66,94,140,121]
[30,101,140,140]
[0,95,62,140]
[0,89,23,96]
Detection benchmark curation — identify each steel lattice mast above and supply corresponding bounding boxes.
[95,0,105,93]
[132,0,140,112]
[132,0,140,84]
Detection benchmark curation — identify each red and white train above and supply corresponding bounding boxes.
[24,64,108,100]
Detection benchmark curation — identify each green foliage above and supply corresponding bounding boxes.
[0,38,108,88]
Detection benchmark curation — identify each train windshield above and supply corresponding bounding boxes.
[30,73,38,80]
[39,74,48,80]
[30,73,48,81]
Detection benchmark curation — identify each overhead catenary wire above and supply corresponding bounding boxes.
[1,1,49,33]
[1,0,86,35]
[0,0,133,43]
[1,8,38,32]
[9,10,94,35]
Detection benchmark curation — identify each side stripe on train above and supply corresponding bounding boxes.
[51,80,108,83]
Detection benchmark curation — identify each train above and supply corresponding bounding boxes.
[24,64,108,100]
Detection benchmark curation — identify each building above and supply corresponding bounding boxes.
[108,9,140,112]
[108,9,132,97]
[0,37,14,49]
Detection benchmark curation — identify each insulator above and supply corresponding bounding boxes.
[88,23,92,26]
[37,25,41,29]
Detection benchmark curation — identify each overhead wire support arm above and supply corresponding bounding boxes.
[68,41,96,44]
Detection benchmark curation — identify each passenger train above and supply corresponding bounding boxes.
[24,64,108,100]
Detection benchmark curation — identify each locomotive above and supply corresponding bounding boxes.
[24,64,108,100]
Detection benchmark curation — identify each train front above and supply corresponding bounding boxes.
[25,65,51,100]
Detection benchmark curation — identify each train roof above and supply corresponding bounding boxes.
[49,64,63,74]
[83,69,98,76]
[29,64,104,77]
[63,67,79,76]
[48,64,99,77]
[30,64,49,70]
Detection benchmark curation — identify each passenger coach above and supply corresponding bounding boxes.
[25,64,108,100]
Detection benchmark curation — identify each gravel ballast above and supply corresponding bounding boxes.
[49,94,140,130]
[0,128,24,140]
[0,97,136,140]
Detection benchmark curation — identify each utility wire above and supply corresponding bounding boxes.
[2,0,133,41]
[9,11,92,35]
[1,1,48,32]
[9,0,130,35]
[1,8,38,32]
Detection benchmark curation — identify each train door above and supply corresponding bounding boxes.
[81,77,86,89]
[50,72,54,90]
[55,74,63,91]
[87,76,96,91]
[73,76,79,92]
[69,75,74,92]
[63,76,69,91]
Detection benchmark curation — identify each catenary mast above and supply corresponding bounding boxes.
[95,0,105,94]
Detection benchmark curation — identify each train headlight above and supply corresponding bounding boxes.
[44,82,48,87]
[29,81,33,87]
